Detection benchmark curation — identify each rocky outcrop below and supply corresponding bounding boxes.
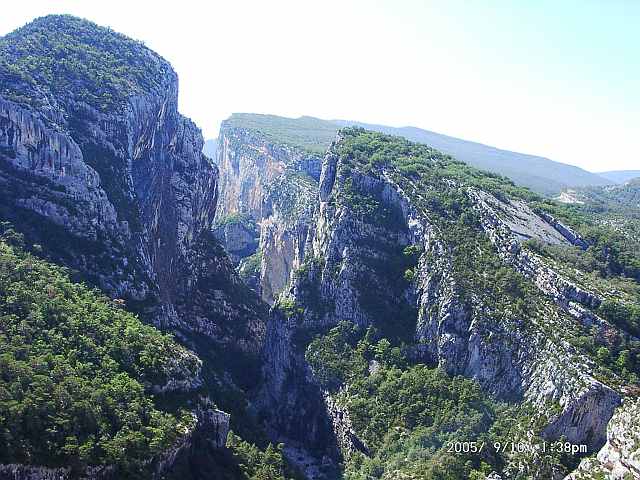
[215,123,321,222]
[212,216,258,263]
[205,124,637,478]
[566,397,640,479]
[411,185,621,449]
[151,346,203,394]
[169,231,267,354]
[259,170,318,304]
[539,211,590,249]
[155,406,231,474]
[257,312,341,479]
[468,189,600,304]
[261,135,622,467]
[0,42,265,355]
[151,405,230,478]
[323,392,369,459]
[0,96,143,298]
[214,122,321,303]
[466,187,630,351]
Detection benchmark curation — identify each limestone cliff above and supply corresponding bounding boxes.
[254,129,634,478]
[3,17,638,479]
[214,118,321,303]
[0,15,261,478]
[0,16,265,354]
[566,397,640,479]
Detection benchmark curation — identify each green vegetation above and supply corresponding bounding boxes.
[335,121,614,197]
[530,198,640,283]
[238,250,263,282]
[0,15,172,111]
[0,225,295,478]
[305,322,368,390]
[352,235,420,343]
[225,114,338,154]
[275,295,305,319]
[215,213,257,231]
[227,432,296,480]
[336,127,539,202]
[0,230,197,473]
[525,184,640,294]
[334,128,640,383]
[599,299,640,337]
[307,323,568,479]
[522,201,640,383]
[567,179,640,218]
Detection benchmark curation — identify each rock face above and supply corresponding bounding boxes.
[566,397,640,479]
[212,216,258,263]
[215,120,321,303]
[0,19,265,355]
[3,17,637,480]
[254,131,628,476]
[259,170,318,303]
[256,312,341,478]
[0,15,260,479]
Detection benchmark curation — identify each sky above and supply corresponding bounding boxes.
[0,0,638,172]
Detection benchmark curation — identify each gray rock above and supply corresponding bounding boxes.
[566,396,640,479]
[214,123,321,304]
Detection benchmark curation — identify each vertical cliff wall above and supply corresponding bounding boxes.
[214,120,321,304]
[0,21,266,358]
[251,130,633,478]
[0,19,268,477]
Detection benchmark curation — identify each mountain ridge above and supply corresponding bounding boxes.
[204,113,616,196]
[214,118,640,479]
[0,15,281,479]
[331,119,614,195]
[597,170,640,184]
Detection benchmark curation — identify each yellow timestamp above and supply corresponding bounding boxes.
[445,440,588,456]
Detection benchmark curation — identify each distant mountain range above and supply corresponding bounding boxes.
[204,114,631,196]
[333,120,615,196]
[596,170,640,184]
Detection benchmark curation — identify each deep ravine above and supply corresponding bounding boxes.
[1,15,639,480]
[212,118,640,480]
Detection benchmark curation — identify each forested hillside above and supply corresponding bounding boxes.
[0,224,197,474]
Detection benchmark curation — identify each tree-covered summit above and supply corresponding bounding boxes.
[224,113,339,154]
[0,14,174,112]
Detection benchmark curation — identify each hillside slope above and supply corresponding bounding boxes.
[597,170,640,184]
[0,226,228,478]
[572,179,640,215]
[334,120,613,196]
[3,15,639,480]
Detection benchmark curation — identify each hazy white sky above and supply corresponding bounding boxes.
[1,0,638,172]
